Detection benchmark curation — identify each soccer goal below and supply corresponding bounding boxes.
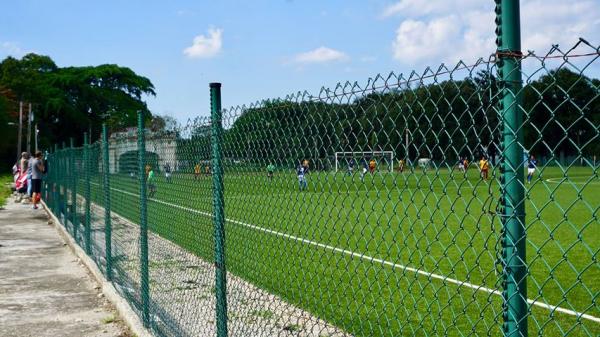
[334,151,394,172]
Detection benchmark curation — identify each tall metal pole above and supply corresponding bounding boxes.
[84,132,92,255]
[35,124,39,152]
[53,144,59,214]
[17,101,23,159]
[70,138,77,235]
[102,124,113,280]
[210,82,228,337]
[496,1,527,336]
[26,103,32,154]
[138,111,150,327]
[62,141,67,223]
[405,128,409,161]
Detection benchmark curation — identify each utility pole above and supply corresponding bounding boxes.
[405,128,409,162]
[35,124,39,152]
[27,103,32,154]
[17,101,23,159]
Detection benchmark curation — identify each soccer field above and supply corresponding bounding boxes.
[88,165,599,337]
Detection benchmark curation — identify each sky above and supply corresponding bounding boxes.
[1,0,599,122]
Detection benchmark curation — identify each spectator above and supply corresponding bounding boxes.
[26,153,33,200]
[19,152,29,174]
[30,151,45,210]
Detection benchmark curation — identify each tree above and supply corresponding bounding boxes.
[0,53,155,155]
[523,68,600,157]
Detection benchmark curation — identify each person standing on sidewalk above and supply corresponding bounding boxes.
[26,152,33,200]
[29,151,45,210]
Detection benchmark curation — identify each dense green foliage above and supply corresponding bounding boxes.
[0,174,12,207]
[221,69,598,167]
[0,53,155,171]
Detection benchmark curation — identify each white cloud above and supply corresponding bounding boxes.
[382,0,481,18]
[176,9,194,16]
[360,56,377,63]
[292,46,349,64]
[521,0,600,53]
[183,28,223,59]
[392,16,462,62]
[384,0,600,65]
[0,41,29,57]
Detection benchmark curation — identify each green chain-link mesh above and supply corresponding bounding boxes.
[42,39,599,337]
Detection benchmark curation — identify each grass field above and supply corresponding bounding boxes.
[0,174,13,208]
[85,165,599,337]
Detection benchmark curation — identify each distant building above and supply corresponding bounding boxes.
[108,127,177,174]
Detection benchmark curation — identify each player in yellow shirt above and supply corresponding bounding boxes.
[194,163,201,180]
[479,156,489,180]
[398,159,405,173]
[369,159,376,173]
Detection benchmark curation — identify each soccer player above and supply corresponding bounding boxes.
[194,163,200,180]
[458,157,465,173]
[463,158,469,172]
[302,159,310,174]
[527,155,537,184]
[360,160,368,182]
[369,158,376,174]
[147,167,156,197]
[164,163,172,183]
[267,163,275,180]
[479,156,490,180]
[348,158,355,175]
[297,162,307,191]
[398,159,405,173]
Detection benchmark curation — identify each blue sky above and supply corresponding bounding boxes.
[2,0,599,122]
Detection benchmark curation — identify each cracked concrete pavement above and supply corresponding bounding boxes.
[0,198,131,337]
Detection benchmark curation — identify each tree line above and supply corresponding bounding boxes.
[211,68,598,170]
[2,53,597,172]
[0,53,156,171]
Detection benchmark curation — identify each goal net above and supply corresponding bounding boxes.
[334,151,394,172]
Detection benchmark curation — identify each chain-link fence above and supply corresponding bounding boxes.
[41,6,598,337]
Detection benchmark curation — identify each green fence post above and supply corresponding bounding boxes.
[496,0,528,336]
[210,82,228,337]
[71,138,78,238]
[66,138,72,231]
[102,124,113,280]
[62,142,67,223]
[84,132,92,255]
[53,144,59,215]
[55,146,60,216]
[138,111,150,327]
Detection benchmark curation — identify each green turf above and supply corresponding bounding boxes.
[0,174,13,208]
[85,165,599,337]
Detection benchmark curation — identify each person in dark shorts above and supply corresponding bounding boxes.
[29,151,45,209]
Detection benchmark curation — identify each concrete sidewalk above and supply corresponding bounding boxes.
[0,198,131,337]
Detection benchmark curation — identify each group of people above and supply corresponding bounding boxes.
[13,151,45,209]
[469,155,537,182]
[266,159,311,191]
[194,163,211,179]
[346,158,377,180]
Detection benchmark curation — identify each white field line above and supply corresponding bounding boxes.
[545,176,600,184]
[90,182,600,324]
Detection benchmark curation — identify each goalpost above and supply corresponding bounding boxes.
[334,151,394,172]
